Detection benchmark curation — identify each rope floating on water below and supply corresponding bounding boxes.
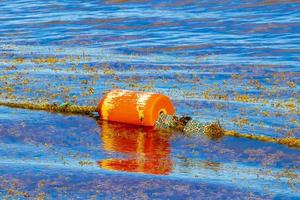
[0,101,97,115]
[224,130,300,149]
[0,100,299,150]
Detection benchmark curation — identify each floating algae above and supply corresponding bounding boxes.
[1,100,299,150]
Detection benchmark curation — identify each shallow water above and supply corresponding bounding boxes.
[0,0,299,199]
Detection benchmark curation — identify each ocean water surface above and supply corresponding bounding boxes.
[0,0,299,199]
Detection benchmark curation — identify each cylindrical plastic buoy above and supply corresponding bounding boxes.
[98,89,175,126]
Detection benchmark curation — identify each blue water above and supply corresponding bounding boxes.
[0,0,299,199]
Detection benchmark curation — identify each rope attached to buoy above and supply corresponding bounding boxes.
[1,99,299,150]
[224,130,300,149]
[0,101,97,115]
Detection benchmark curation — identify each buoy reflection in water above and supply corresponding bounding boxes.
[97,121,173,175]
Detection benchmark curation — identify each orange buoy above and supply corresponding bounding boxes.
[97,89,175,126]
